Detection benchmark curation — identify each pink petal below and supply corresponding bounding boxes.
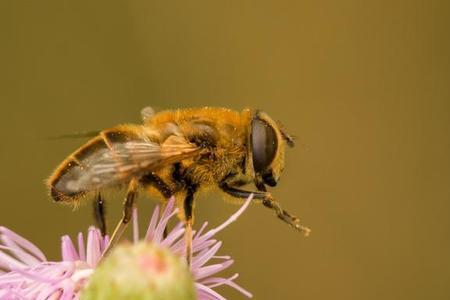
[1,235,41,266]
[202,274,253,298]
[195,259,234,280]
[160,226,185,248]
[86,228,101,267]
[191,242,222,269]
[153,200,178,244]
[61,236,79,261]
[145,204,160,241]
[77,232,85,262]
[0,227,46,262]
[196,283,227,300]
[0,249,27,270]
[195,222,209,238]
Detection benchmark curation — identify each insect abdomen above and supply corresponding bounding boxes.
[49,158,85,201]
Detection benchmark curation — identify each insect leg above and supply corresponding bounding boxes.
[141,172,174,238]
[219,182,311,236]
[141,172,174,199]
[104,178,139,256]
[260,196,311,236]
[93,193,107,236]
[171,162,198,265]
[183,184,197,266]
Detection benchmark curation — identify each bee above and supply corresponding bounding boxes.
[47,107,310,263]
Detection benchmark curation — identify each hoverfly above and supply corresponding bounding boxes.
[48,107,310,263]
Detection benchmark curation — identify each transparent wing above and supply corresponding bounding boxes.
[51,130,202,196]
[79,138,199,190]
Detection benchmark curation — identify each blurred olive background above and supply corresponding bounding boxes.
[1,1,449,299]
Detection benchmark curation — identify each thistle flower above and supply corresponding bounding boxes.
[0,195,253,299]
[0,226,108,299]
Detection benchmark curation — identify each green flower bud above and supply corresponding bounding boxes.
[80,242,196,300]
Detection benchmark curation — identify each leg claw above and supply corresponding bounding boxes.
[291,217,311,236]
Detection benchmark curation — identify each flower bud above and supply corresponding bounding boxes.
[80,242,196,300]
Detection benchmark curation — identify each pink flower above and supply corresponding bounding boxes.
[0,195,253,300]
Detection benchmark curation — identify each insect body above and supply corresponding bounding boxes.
[47,107,310,262]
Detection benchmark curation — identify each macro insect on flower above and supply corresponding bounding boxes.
[47,106,310,264]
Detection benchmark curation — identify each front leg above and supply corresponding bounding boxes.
[219,182,311,236]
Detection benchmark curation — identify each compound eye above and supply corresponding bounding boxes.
[252,118,278,173]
